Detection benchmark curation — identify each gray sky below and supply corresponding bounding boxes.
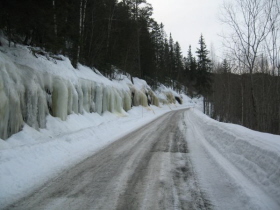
[146,0,225,58]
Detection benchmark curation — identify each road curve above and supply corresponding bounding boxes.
[6,109,211,210]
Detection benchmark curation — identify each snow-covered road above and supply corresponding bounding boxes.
[5,109,211,210]
[2,108,280,210]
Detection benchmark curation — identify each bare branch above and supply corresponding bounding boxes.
[220,0,279,74]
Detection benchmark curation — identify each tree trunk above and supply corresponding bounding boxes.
[250,75,258,130]
[74,0,87,68]
[203,97,206,114]
[241,79,244,126]
[52,0,57,37]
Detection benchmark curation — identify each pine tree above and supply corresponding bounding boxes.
[195,35,212,95]
[222,59,230,73]
[174,42,183,72]
[186,45,197,80]
[185,45,197,97]
[174,41,184,90]
[162,38,170,84]
[168,33,175,87]
[156,23,166,85]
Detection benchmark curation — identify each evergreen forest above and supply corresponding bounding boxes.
[1,0,279,135]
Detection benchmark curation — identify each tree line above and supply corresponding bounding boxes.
[209,59,280,135]
[0,0,212,92]
[2,0,278,135]
[207,0,280,135]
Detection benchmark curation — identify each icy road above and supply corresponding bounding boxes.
[5,109,280,210]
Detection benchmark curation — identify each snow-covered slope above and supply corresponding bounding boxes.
[3,37,279,210]
[2,36,279,210]
[181,108,280,210]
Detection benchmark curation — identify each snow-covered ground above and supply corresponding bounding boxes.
[0,36,198,208]
[0,101,195,208]
[181,108,280,210]
[1,36,279,210]
[2,105,279,209]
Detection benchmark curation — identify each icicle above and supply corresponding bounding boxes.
[0,68,10,139]
[67,82,73,115]
[90,82,96,113]
[109,88,113,112]
[25,79,39,128]
[42,73,53,116]
[148,90,159,107]
[115,89,123,113]
[81,79,90,113]
[71,85,79,114]
[102,86,110,113]
[95,84,103,115]
[133,89,148,107]
[133,90,139,106]
[166,92,176,104]
[35,72,49,129]
[9,90,23,135]
[110,89,122,113]
[37,88,48,128]
[123,91,131,111]
[139,91,148,107]
[76,84,84,114]
[52,77,68,120]
[1,62,25,138]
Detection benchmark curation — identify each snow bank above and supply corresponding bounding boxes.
[183,108,280,207]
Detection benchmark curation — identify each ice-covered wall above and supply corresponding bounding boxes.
[156,85,183,105]
[0,59,137,140]
[129,84,160,108]
[148,90,159,107]
[0,59,164,139]
[0,43,164,140]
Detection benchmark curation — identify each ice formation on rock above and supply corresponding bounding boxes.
[52,77,68,121]
[123,91,132,111]
[0,46,164,140]
[129,85,149,107]
[155,85,181,105]
[0,60,136,139]
[95,85,103,115]
[148,90,159,107]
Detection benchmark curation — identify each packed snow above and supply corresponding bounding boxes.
[1,37,280,210]
[180,108,280,210]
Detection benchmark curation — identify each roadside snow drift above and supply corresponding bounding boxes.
[181,108,280,210]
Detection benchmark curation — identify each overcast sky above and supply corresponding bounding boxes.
[146,0,225,58]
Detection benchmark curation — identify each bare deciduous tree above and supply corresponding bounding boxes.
[220,0,280,129]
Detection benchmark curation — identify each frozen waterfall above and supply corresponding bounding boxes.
[0,55,164,140]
